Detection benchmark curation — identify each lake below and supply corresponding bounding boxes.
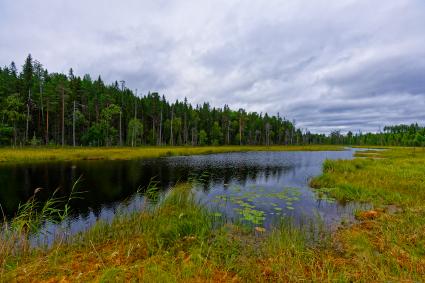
[0,148,369,244]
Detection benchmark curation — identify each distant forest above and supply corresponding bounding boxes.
[0,55,424,147]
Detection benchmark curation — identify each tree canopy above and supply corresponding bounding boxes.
[0,55,423,147]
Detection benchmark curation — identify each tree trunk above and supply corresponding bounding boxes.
[25,89,31,143]
[184,112,187,145]
[227,121,230,145]
[119,110,122,146]
[73,100,76,147]
[62,87,65,146]
[170,110,174,146]
[239,117,242,145]
[46,99,49,144]
[13,123,17,147]
[40,83,44,143]
[159,109,162,146]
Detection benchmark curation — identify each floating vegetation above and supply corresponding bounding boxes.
[236,207,265,225]
[213,184,303,225]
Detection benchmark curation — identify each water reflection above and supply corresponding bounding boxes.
[0,149,369,243]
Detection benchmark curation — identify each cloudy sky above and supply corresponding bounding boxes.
[1,0,424,133]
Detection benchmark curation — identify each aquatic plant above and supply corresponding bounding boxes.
[212,185,302,225]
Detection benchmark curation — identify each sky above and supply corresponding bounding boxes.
[1,0,424,133]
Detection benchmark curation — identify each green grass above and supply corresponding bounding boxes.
[0,184,337,282]
[311,147,425,207]
[310,147,425,281]
[1,147,425,281]
[0,145,343,164]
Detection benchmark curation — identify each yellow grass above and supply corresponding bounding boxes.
[0,145,343,163]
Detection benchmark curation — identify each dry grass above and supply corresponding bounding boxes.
[0,145,343,164]
[2,147,425,282]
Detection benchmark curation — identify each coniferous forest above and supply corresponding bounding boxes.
[1,54,424,147]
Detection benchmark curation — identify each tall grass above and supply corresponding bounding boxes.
[0,177,83,271]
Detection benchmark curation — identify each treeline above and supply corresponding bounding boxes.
[0,55,305,147]
[0,55,423,147]
[328,124,425,147]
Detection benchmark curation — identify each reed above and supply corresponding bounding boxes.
[0,178,83,273]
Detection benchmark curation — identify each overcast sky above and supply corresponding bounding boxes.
[1,0,424,133]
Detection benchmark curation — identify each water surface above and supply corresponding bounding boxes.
[0,149,369,243]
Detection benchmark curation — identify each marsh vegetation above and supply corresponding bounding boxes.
[0,147,357,244]
[1,146,424,281]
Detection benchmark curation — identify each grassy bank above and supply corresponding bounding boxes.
[2,147,425,281]
[1,184,333,282]
[0,145,343,164]
[310,147,425,280]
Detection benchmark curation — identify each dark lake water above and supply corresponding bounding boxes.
[0,149,370,243]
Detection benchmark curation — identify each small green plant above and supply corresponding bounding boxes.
[30,133,41,147]
[144,176,161,202]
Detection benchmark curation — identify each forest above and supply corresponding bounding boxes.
[1,55,424,147]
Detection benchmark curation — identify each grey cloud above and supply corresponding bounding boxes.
[1,0,424,133]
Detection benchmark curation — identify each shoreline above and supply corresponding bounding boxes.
[0,145,344,164]
[2,147,425,281]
